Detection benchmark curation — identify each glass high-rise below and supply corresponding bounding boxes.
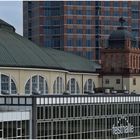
[23,1,140,61]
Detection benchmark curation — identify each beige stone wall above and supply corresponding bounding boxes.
[102,75,130,91]
[0,67,99,95]
[129,76,140,93]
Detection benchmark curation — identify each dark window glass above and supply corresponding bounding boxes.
[104,10,110,16]
[77,29,83,34]
[114,10,119,16]
[116,79,120,84]
[67,28,73,33]
[76,1,82,5]
[67,39,73,46]
[86,40,91,47]
[114,1,119,7]
[77,19,82,24]
[96,48,100,59]
[76,10,82,15]
[104,1,110,7]
[133,78,136,85]
[132,30,138,37]
[67,19,73,24]
[105,79,109,84]
[66,10,73,15]
[76,39,83,46]
[86,29,91,34]
[86,10,91,15]
[132,11,139,19]
[122,1,128,7]
[66,1,73,5]
[86,1,91,5]
[86,19,91,25]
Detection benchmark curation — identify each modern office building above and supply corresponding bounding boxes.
[1,95,140,139]
[23,1,140,61]
[1,16,140,139]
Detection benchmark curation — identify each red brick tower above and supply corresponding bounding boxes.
[101,17,140,75]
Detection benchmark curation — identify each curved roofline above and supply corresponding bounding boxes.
[0,65,98,74]
[0,19,15,32]
[0,19,100,73]
[109,29,136,41]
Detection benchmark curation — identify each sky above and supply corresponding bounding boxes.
[0,1,22,35]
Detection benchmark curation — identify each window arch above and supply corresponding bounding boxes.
[84,79,95,93]
[1,74,17,94]
[66,78,80,94]
[53,77,64,94]
[25,75,48,95]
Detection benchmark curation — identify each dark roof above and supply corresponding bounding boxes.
[0,19,100,73]
[109,29,136,41]
[108,27,137,48]
[0,19,15,32]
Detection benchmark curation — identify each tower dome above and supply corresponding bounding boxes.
[108,17,137,48]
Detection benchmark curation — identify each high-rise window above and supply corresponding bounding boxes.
[76,10,82,15]
[132,12,139,19]
[86,10,91,15]
[76,39,83,47]
[67,29,73,34]
[104,10,110,16]
[66,1,73,5]
[77,29,83,34]
[122,1,128,7]
[67,19,73,24]
[66,10,73,15]
[86,1,91,6]
[75,1,82,5]
[77,19,82,24]
[104,1,110,7]
[86,40,91,47]
[86,19,91,25]
[114,1,119,7]
[67,39,73,46]
[86,29,91,34]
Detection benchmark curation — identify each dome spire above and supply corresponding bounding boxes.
[119,17,125,27]
[118,17,126,30]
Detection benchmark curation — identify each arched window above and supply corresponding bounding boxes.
[66,78,80,94]
[25,75,48,95]
[53,77,64,94]
[1,74,17,94]
[84,79,95,93]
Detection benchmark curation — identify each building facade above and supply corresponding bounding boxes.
[0,95,140,139]
[1,16,140,139]
[101,18,140,92]
[23,1,140,61]
[0,19,100,96]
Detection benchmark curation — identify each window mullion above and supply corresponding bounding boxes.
[59,77,60,94]
[75,80,76,94]
[9,75,11,94]
[30,76,32,95]
[0,73,1,94]
[43,78,45,95]
[55,79,57,94]
[70,79,71,93]
[87,81,88,91]
[37,75,39,91]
